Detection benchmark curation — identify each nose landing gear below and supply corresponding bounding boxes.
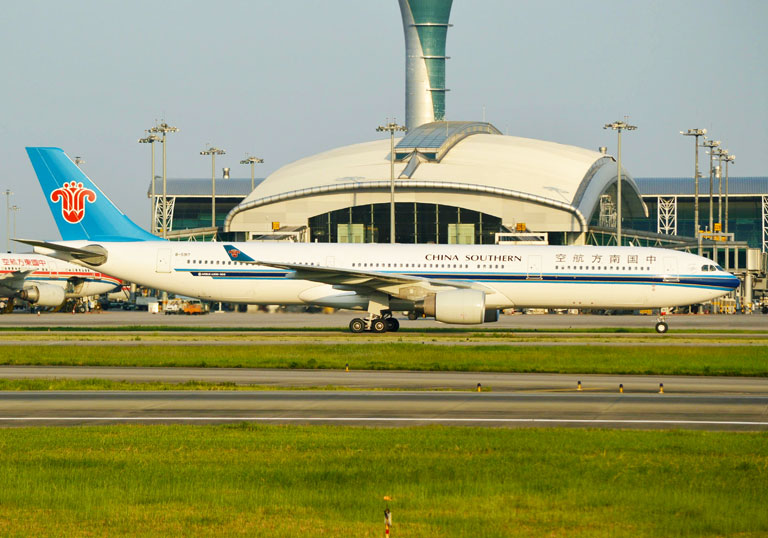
[655,316,669,334]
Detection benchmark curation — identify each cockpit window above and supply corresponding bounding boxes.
[701,265,710,272]
[715,264,724,272]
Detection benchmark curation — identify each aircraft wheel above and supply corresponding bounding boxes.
[407,312,418,320]
[385,318,400,332]
[655,321,669,334]
[371,319,387,333]
[349,318,366,334]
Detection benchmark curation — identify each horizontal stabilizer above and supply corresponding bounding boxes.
[15,239,108,266]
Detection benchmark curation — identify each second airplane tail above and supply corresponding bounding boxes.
[26,147,159,242]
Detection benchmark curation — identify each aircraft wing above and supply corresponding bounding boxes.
[0,269,36,291]
[222,245,490,293]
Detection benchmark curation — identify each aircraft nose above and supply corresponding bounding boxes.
[726,274,740,289]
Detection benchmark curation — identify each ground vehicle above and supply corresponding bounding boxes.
[182,299,207,315]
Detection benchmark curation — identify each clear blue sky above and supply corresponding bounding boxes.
[1,0,766,243]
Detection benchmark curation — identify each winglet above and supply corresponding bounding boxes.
[223,245,255,262]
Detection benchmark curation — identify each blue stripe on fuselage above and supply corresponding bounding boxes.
[172,268,736,291]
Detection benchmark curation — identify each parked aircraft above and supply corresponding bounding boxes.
[0,252,121,310]
[24,147,739,332]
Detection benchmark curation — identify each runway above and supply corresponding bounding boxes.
[3,366,768,393]
[1,310,767,330]
[1,390,766,430]
[2,369,766,430]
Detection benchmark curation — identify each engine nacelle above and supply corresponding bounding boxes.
[18,284,66,307]
[422,289,486,324]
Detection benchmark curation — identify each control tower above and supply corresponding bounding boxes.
[399,0,453,130]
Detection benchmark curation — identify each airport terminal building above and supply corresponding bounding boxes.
[221,121,646,246]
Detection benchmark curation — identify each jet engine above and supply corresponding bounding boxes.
[18,284,66,307]
[421,289,487,324]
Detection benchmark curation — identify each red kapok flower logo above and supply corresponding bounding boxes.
[50,181,97,224]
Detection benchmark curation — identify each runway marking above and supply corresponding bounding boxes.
[1,417,768,426]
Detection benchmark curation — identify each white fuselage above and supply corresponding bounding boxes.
[43,242,738,311]
[0,252,121,299]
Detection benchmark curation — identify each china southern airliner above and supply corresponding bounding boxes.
[0,252,121,310]
[23,147,739,333]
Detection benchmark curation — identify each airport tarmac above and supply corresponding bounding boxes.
[1,389,766,431]
[0,310,767,330]
[3,367,768,394]
[1,370,766,431]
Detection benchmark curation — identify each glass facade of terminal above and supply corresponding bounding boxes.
[308,202,503,244]
[619,196,765,248]
[171,199,241,230]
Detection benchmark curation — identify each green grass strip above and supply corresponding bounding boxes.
[0,379,458,392]
[1,344,767,376]
[0,425,765,536]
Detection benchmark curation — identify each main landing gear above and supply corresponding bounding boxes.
[348,312,400,334]
[655,316,669,334]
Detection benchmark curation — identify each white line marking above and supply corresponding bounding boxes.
[1,417,767,426]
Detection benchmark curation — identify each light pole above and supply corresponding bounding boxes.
[4,189,12,253]
[603,120,637,246]
[702,139,720,232]
[10,205,18,246]
[681,128,707,236]
[149,122,180,238]
[713,148,728,229]
[240,155,264,192]
[139,132,162,234]
[376,120,407,243]
[200,146,226,229]
[724,153,735,235]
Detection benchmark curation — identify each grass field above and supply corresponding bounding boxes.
[1,343,767,376]
[0,425,765,537]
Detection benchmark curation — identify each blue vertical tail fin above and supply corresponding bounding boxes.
[26,147,159,241]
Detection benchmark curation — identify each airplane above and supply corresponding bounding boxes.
[0,251,122,312]
[22,147,739,333]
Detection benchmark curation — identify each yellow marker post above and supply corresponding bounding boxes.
[659,383,664,394]
[577,381,582,391]
[345,363,349,373]
[477,383,482,392]
[619,384,624,394]
[383,497,392,537]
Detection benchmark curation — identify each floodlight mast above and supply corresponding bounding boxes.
[200,146,226,229]
[10,205,19,246]
[724,153,735,235]
[713,148,729,229]
[376,120,407,244]
[240,155,264,192]
[139,131,162,233]
[149,122,179,238]
[4,189,13,253]
[680,128,707,237]
[702,139,721,232]
[603,120,637,246]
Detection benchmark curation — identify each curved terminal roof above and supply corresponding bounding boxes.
[225,128,646,232]
[395,121,502,161]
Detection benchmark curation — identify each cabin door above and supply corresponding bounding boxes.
[662,257,679,282]
[526,255,542,280]
[155,248,171,273]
